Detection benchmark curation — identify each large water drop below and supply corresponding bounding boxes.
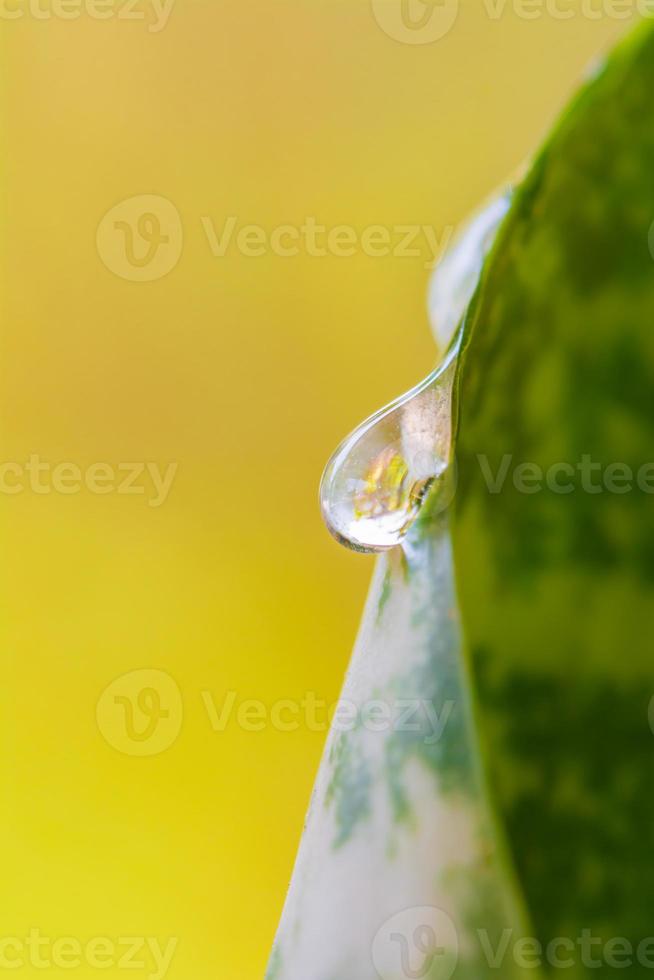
[320,191,511,554]
[320,340,460,553]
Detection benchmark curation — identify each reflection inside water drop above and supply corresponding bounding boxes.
[320,338,460,553]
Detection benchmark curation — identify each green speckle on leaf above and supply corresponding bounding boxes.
[325,730,372,848]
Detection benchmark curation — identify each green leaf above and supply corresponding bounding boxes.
[269,520,534,980]
[270,21,654,980]
[453,21,654,976]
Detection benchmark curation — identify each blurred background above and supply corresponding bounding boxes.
[0,2,638,977]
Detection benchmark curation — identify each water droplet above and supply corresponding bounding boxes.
[320,338,460,553]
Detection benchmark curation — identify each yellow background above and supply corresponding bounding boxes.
[0,3,636,977]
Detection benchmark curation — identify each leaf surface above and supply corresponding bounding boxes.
[454,22,654,975]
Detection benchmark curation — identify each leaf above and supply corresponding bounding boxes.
[270,21,654,980]
[453,21,654,975]
[268,519,534,980]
